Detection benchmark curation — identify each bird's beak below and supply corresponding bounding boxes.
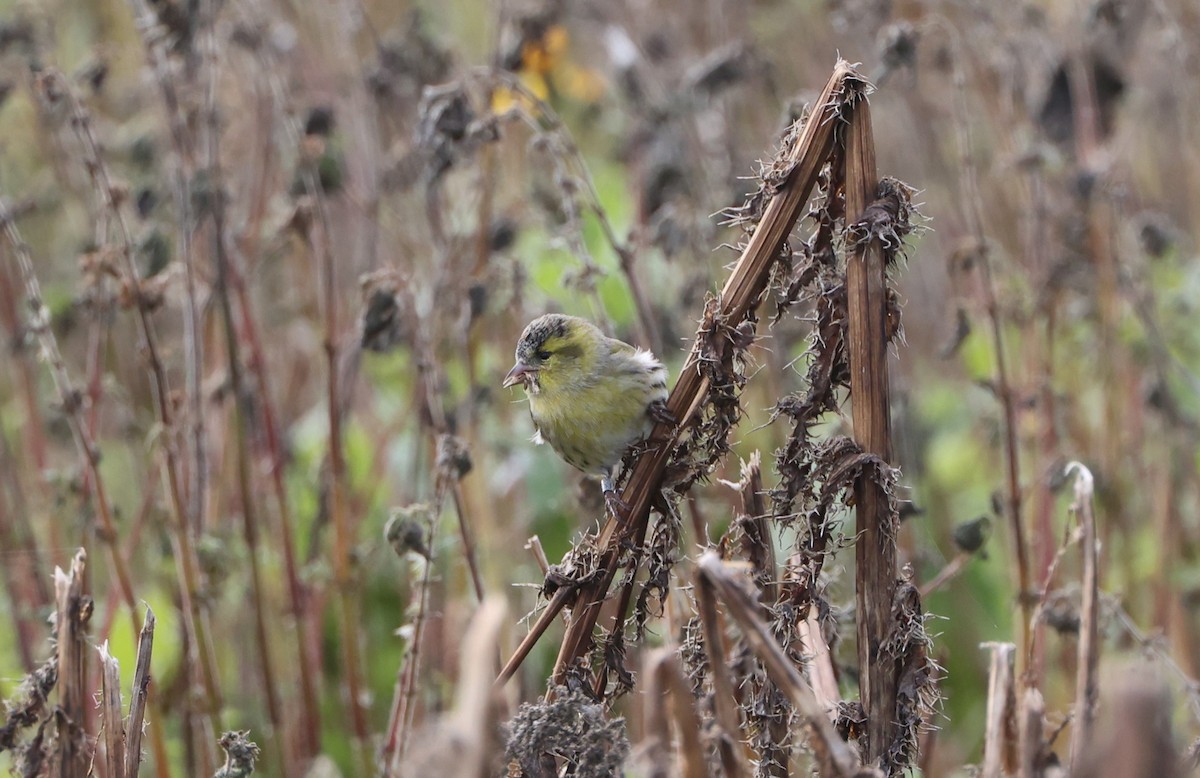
[503,362,537,389]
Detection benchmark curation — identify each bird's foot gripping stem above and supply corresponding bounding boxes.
[601,475,630,522]
[648,399,677,427]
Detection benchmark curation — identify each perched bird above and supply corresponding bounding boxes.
[503,314,672,517]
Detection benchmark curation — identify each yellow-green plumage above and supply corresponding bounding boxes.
[504,314,669,495]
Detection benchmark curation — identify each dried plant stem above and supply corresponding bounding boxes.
[0,204,53,598]
[798,609,840,717]
[445,597,510,777]
[495,584,578,686]
[244,15,373,759]
[552,508,655,686]
[326,0,384,276]
[694,573,747,778]
[406,290,486,603]
[1067,53,1120,479]
[734,453,776,600]
[1024,160,1059,629]
[451,483,486,602]
[123,0,207,455]
[236,35,377,758]
[200,4,291,768]
[981,252,1030,648]
[0,197,136,618]
[382,309,485,769]
[98,641,126,777]
[220,15,324,749]
[97,463,157,641]
[126,607,156,778]
[125,0,206,536]
[1067,462,1099,771]
[640,650,674,778]
[591,533,650,697]
[981,642,1015,778]
[52,70,224,747]
[312,213,372,775]
[0,248,50,476]
[844,97,901,768]
[948,49,1031,663]
[81,285,109,501]
[918,552,970,599]
[0,472,42,669]
[642,648,707,778]
[495,61,864,688]
[461,137,498,437]
[1018,686,1045,778]
[696,552,863,777]
[54,550,89,778]
[225,237,321,751]
[386,506,442,771]
[0,193,172,777]
[525,536,551,577]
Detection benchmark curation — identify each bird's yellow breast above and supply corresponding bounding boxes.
[527,345,667,477]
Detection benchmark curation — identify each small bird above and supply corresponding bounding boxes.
[503,314,672,517]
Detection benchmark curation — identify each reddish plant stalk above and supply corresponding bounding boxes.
[200,2,292,769]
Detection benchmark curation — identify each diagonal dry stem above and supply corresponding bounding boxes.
[697,552,865,777]
[694,571,748,778]
[553,61,871,686]
[642,647,708,778]
[495,60,868,689]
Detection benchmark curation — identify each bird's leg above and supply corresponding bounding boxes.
[601,473,629,521]
[648,399,677,427]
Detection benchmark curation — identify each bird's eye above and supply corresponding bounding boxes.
[535,349,552,361]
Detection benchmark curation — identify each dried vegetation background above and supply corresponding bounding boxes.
[0,0,1199,776]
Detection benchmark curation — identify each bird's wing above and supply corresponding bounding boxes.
[606,337,637,357]
[606,338,663,372]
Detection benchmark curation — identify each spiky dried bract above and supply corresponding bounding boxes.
[770,167,844,322]
[772,280,850,487]
[743,657,792,778]
[882,581,940,769]
[539,541,603,604]
[416,84,500,185]
[213,730,261,778]
[634,498,682,641]
[0,655,57,753]
[359,273,410,354]
[680,615,709,697]
[598,626,636,698]
[846,177,920,263]
[834,701,867,743]
[504,686,630,777]
[665,296,755,494]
